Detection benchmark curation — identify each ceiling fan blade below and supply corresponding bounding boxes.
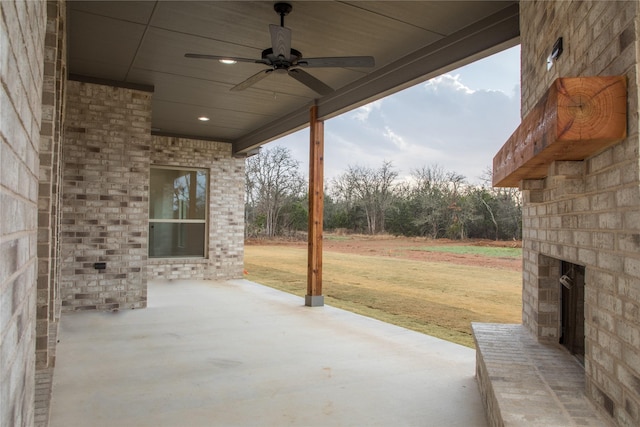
[269,24,291,59]
[298,56,375,68]
[288,69,333,96]
[185,53,267,65]
[231,69,272,92]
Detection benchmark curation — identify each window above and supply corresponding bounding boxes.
[149,167,208,258]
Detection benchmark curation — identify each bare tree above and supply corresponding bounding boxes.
[477,166,522,240]
[410,164,470,239]
[245,146,305,237]
[331,161,398,234]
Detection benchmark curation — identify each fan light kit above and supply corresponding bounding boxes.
[185,2,375,95]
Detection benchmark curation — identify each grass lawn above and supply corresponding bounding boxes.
[406,245,522,258]
[244,241,522,348]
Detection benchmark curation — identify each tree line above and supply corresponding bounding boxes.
[245,146,522,240]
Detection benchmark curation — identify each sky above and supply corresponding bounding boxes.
[267,45,521,185]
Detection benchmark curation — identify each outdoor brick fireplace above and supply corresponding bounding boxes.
[474,99,637,424]
[472,1,640,425]
[473,154,635,426]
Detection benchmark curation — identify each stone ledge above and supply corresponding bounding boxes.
[472,323,612,427]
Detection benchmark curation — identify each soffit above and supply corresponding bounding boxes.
[67,1,519,153]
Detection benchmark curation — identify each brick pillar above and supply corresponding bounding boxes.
[37,0,67,370]
[61,81,152,311]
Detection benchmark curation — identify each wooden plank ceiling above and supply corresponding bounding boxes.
[68,1,519,154]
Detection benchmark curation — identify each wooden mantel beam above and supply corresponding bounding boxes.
[306,105,324,307]
[493,76,627,187]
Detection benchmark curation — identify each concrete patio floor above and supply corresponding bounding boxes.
[49,279,488,427]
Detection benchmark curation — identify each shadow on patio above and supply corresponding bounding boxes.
[49,279,487,426]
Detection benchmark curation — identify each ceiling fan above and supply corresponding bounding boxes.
[185,2,375,96]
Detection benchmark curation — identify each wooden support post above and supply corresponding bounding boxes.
[306,105,324,307]
[493,76,627,187]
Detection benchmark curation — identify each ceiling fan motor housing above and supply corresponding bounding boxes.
[184,0,373,95]
[262,48,301,69]
[274,3,293,18]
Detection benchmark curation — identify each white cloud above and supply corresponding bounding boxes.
[268,45,522,185]
[383,126,407,149]
[454,45,520,95]
[425,74,475,94]
[351,99,383,122]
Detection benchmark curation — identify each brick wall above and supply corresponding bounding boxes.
[520,1,640,425]
[37,0,66,369]
[60,86,244,308]
[0,1,47,426]
[148,136,245,280]
[60,81,151,311]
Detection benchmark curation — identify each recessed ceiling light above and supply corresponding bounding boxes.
[219,59,237,65]
[198,116,210,122]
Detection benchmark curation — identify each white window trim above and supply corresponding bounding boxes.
[149,165,209,258]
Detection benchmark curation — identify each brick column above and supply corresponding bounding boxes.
[61,81,152,311]
[37,0,67,369]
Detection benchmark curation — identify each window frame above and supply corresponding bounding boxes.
[149,165,209,258]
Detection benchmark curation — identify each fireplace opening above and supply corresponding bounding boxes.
[559,261,585,364]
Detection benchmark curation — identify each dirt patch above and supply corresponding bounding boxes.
[246,235,522,272]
